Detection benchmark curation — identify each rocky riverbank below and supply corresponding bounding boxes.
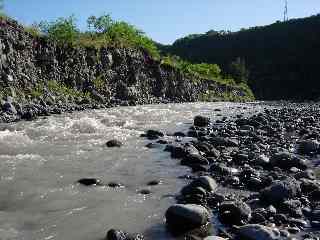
[134,103,320,240]
[0,17,253,123]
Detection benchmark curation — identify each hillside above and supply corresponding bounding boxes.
[162,14,320,100]
[0,17,253,122]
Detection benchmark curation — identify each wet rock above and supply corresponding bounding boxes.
[233,153,249,164]
[105,229,144,240]
[181,154,209,166]
[147,180,161,186]
[219,200,252,225]
[274,214,288,224]
[2,101,17,115]
[108,182,124,188]
[194,115,210,127]
[298,140,320,154]
[106,139,123,148]
[185,176,218,194]
[209,137,239,147]
[143,129,164,140]
[106,229,126,240]
[165,204,210,233]
[280,200,303,217]
[139,189,152,195]
[78,178,101,186]
[236,224,280,240]
[269,152,308,170]
[294,169,316,180]
[254,154,270,167]
[166,144,199,159]
[181,186,207,198]
[299,178,320,195]
[260,177,301,205]
[174,132,186,137]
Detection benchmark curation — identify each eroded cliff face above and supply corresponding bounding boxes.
[0,18,251,122]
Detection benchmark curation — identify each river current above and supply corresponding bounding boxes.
[0,102,266,240]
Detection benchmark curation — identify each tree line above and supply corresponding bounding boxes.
[161,14,320,100]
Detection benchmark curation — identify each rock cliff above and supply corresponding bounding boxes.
[0,18,253,122]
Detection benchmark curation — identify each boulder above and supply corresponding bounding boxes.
[106,140,123,148]
[78,178,101,186]
[236,224,280,240]
[219,200,252,225]
[165,204,210,233]
[269,152,307,170]
[181,154,209,166]
[184,176,218,193]
[260,177,301,204]
[2,101,17,115]
[297,140,320,154]
[105,229,144,240]
[194,115,210,127]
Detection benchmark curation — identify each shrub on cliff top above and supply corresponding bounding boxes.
[38,15,79,44]
[35,14,159,58]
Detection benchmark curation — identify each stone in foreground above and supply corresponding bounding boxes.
[165,204,210,234]
[236,224,280,240]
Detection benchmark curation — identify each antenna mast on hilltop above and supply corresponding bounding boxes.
[284,0,289,21]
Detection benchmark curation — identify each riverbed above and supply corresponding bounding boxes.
[0,102,273,240]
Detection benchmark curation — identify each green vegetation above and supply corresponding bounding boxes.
[24,24,42,38]
[37,14,159,58]
[162,55,239,86]
[47,80,88,98]
[38,16,79,44]
[162,14,320,100]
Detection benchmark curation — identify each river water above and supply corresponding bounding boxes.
[0,102,266,240]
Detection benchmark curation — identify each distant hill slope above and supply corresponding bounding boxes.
[162,14,320,100]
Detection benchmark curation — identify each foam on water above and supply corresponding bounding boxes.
[0,102,262,240]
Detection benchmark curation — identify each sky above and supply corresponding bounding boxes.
[3,0,320,44]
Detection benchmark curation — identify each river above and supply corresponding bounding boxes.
[0,102,268,240]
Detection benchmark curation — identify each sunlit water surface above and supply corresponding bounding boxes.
[0,102,267,240]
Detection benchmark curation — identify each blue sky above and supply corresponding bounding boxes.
[4,0,320,44]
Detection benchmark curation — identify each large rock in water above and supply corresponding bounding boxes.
[236,224,280,240]
[269,152,307,170]
[219,200,252,225]
[260,177,301,205]
[165,204,210,233]
[194,115,210,127]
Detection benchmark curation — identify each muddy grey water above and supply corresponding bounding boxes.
[0,102,266,240]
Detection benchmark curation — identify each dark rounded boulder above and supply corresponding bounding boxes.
[106,140,123,148]
[260,177,301,205]
[219,200,252,225]
[194,115,210,127]
[78,178,101,186]
[184,176,218,194]
[269,152,307,170]
[236,224,280,240]
[165,204,210,233]
[105,229,144,240]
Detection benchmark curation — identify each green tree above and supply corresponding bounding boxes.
[38,15,79,44]
[87,14,113,33]
[228,57,249,84]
